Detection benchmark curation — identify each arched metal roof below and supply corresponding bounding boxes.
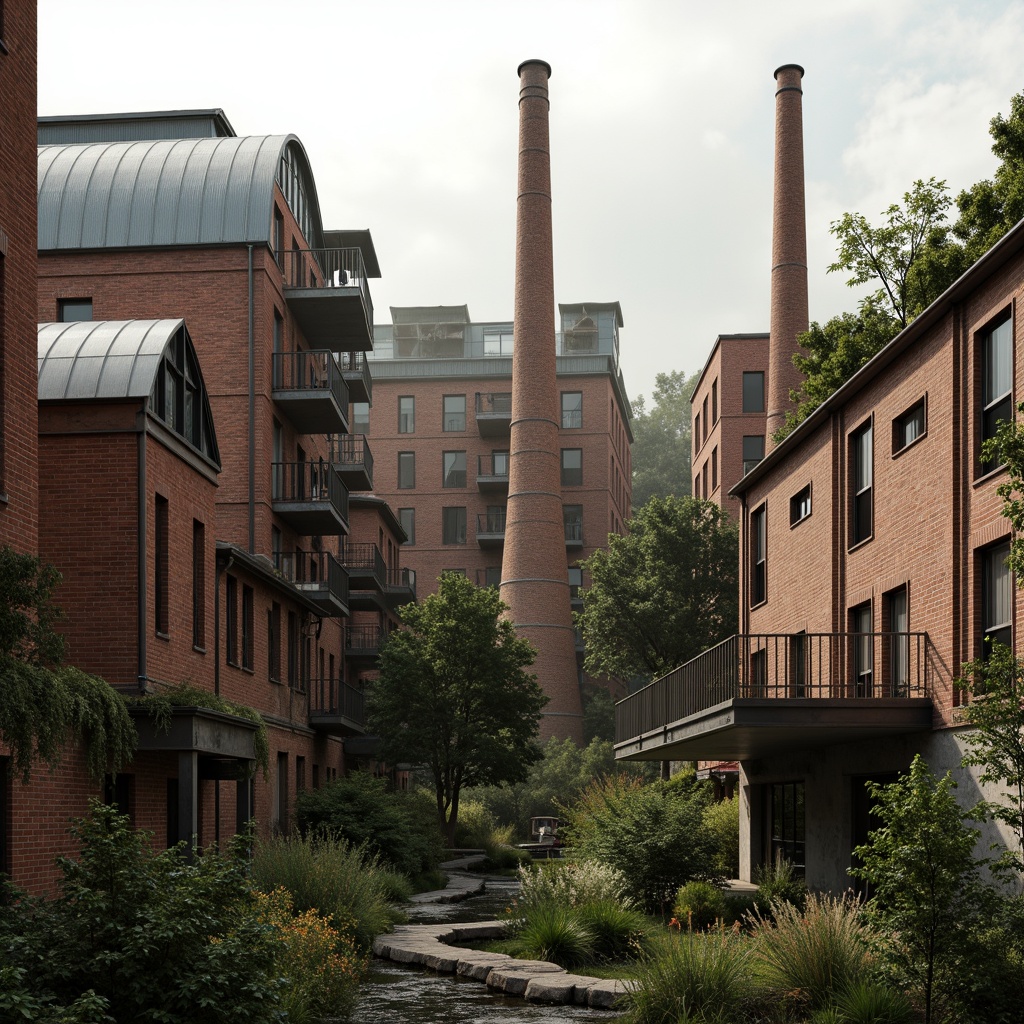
[38,319,185,401]
[38,135,325,250]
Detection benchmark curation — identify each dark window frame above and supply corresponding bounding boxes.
[442,506,467,545]
[443,394,467,432]
[979,312,1013,476]
[397,451,415,489]
[58,298,93,323]
[560,391,583,429]
[750,503,767,607]
[851,601,873,697]
[892,396,927,456]
[398,396,415,434]
[192,519,205,650]
[742,371,765,414]
[561,448,583,486]
[789,483,812,527]
[398,507,415,545]
[225,574,238,666]
[442,450,467,488]
[742,434,765,475]
[981,540,1012,657]
[155,494,169,637]
[849,419,874,549]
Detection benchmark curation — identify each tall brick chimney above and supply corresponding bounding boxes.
[500,60,583,744]
[765,63,809,447]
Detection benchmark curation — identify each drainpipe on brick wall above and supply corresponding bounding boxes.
[248,244,256,555]
[137,425,147,693]
[214,551,233,697]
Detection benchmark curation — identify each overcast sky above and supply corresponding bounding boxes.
[38,0,1024,406]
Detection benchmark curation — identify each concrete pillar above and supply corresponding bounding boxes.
[765,64,809,448]
[178,750,198,857]
[501,60,583,744]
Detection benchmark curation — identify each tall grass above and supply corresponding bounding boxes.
[517,904,596,968]
[250,833,398,951]
[752,892,873,1011]
[515,857,633,916]
[622,929,753,1024]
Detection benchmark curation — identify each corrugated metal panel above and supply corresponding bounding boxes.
[37,135,315,249]
[37,319,185,401]
[38,109,236,145]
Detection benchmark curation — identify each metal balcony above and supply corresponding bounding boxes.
[275,550,349,618]
[338,351,372,404]
[476,510,506,548]
[615,632,934,763]
[280,247,373,352]
[386,566,416,606]
[477,453,509,492]
[345,623,384,662]
[343,542,387,610]
[475,391,512,437]
[330,433,374,491]
[308,676,365,735]
[564,517,584,549]
[272,350,349,434]
[271,461,349,536]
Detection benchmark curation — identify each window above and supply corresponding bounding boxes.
[268,602,281,682]
[483,329,514,356]
[483,505,505,534]
[480,566,502,587]
[711,447,718,492]
[694,474,701,499]
[790,484,811,526]
[851,602,873,696]
[155,494,169,636]
[981,315,1013,473]
[442,507,466,544]
[887,587,908,697]
[694,412,701,451]
[442,451,466,488]
[59,298,92,322]
[397,451,415,489]
[702,396,709,446]
[398,396,415,433]
[742,371,765,413]
[893,397,926,455]
[742,435,764,475]
[242,585,254,671]
[568,566,583,600]
[398,508,415,545]
[850,421,873,547]
[192,520,205,649]
[561,448,583,486]
[768,782,805,876]
[226,575,238,665]
[273,209,284,265]
[751,504,767,606]
[561,392,583,429]
[563,505,583,544]
[712,379,718,424]
[352,402,370,434]
[443,395,466,431]
[702,461,708,499]
[492,450,509,477]
[296,756,306,793]
[982,541,1012,654]
[287,611,299,688]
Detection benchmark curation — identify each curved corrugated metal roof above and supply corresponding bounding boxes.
[38,135,324,250]
[37,319,185,401]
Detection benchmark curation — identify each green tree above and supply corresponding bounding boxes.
[851,756,991,1024]
[367,571,546,846]
[0,546,135,781]
[578,496,738,681]
[629,369,699,508]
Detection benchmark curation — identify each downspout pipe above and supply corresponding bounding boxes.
[248,244,256,555]
[137,422,147,693]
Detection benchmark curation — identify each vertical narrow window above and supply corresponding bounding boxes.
[982,542,1012,655]
[887,587,908,697]
[296,756,306,792]
[443,395,466,431]
[398,508,415,544]
[192,520,205,649]
[442,451,467,488]
[712,379,718,424]
[225,575,238,665]
[287,611,298,687]
[981,315,1013,474]
[560,448,583,486]
[851,602,873,697]
[155,494,169,636]
[442,507,467,544]
[711,447,718,492]
[273,209,284,266]
[742,371,765,413]
[268,602,281,682]
[242,585,254,670]
[563,505,583,545]
[789,632,806,697]
[702,461,708,499]
[561,391,583,429]
[398,452,415,489]
[892,397,926,454]
[272,311,284,388]
[702,395,709,445]
[742,435,765,475]
[352,402,370,434]
[694,412,701,452]
[850,421,873,546]
[398,396,415,433]
[789,484,812,526]
[768,782,805,876]
[750,504,767,606]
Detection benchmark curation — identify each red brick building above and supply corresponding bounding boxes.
[366,302,633,724]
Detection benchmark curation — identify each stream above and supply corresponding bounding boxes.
[351,876,623,1024]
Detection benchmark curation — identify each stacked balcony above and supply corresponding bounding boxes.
[475,392,512,437]
[308,676,365,735]
[272,350,349,434]
[345,623,384,663]
[564,512,584,549]
[338,351,372,404]
[281,247,373,352]
[386,566,416,606]
[476,453,509,492]
[330,433,374,491]
[275,549,349,618]
[271,460,349,535]
[343,542,387,610]
[476,510,506,548]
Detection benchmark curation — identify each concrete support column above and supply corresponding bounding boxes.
[178,750,198,857]
[501,59,583,744]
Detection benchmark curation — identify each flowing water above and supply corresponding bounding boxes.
[351,876,623,1024]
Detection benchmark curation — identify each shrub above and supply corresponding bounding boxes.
[753,852,808,918]
[622,929,753,1024]
[703,797,739,878]
[250,832,397,951]
[574,899,648,960]
[752,893,872,1011]
[253,887,365,1022]
[834,979,914,1024]
[453,799,497,847]
[0,802,280,1023]
[516,903,596,968]
[294,772,443,879]
[515,858,633,918]
[673,880,728,931]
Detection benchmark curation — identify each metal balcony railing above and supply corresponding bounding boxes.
[343,543,386,588]
[272,350,348,406]
[475,392,512,416]
[477,511,507,535]
[309,676,365,724]
[386,566,417,598]
[330,433,374,478]
[564,518,583,545]
[615,632,929,745]
[338,350,372,402]
[346,623,384,654]
[275,549,349,611]
[477,454,510,478]
[281,246,369,296]
[271,460,349,515]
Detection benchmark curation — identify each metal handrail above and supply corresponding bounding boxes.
[343,542,386,587]
[330,434,374,481]
[564,518,583,543]
[346,623,383,651]
[477,511,507,534]
[309,676,365,723]
[275,550,349,607]
[386,567,417,596]
[477,454,510,478]
[271,461,349,519]
[615,632,930,744]
[271,350,349,409]
[280,247,373,335]
[475,392,512,415]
